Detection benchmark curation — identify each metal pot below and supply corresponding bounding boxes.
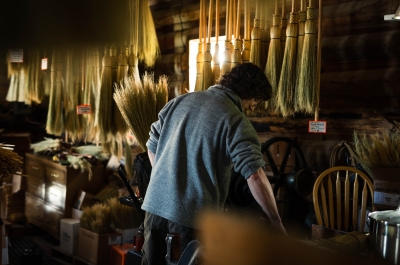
[368,207,400,264]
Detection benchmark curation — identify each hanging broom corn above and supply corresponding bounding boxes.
[64,47,79,142]
[250,0,264,69]
[221,0,232,75]
[260,1,271,70]
[202,0,214,91]
[27,49,43,104]
[46,47,65,136]
[128,0,140,80]
[280,0,287,54]
[265,0,283,115]
[212,0,221,82]
[231,0,242,69]
[194,0,205,92]
[276,0,298,118]
[95,46,113,144]
[241,0,251,63]
[113,72,169,152]
[137,0,161,68]
[294,0,306,111]
[296,0,317,114]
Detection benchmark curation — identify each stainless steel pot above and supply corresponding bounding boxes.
[368,208,400,264]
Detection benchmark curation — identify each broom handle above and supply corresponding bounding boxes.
[309,0,313,8]
[282,0,285,18]
[275,0,278,15]
[315,0,322,121]
[208,0,213,43]
[203,0,207,46]
[236,0,241,39]
[216,0,220,43]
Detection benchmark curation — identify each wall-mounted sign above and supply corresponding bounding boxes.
[9,49,24,63]
[308,121,327,133]
[76,104,92,115]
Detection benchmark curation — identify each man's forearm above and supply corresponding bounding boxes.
[247,168,286,234]
[148,149,155,166]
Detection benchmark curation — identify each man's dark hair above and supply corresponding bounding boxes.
[216,63,272,102]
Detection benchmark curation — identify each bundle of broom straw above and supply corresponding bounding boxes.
[113,72,169,152]
[276,0,298,118]
[265,0,282,115]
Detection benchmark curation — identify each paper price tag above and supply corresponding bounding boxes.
[41,58,48,70]
[308,121,327,133]
[9,49,24,63]
[76,104,92,115]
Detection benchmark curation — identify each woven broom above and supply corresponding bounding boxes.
[280,0,287,54]
[202,0,214,91]
[221,0,232,75]
[46,47,65,136]
[296,0,317,114]
[95,46,113,144]
[276,0,298,118]
[212,0,221,82]
[250,0,262,68]
[194,0,205,92]
[265,1,282,115]
[294,0,307,112]
[231,0,242,68]
[261,2,271,71]
[241,0,251,63]
[128,0,140,80]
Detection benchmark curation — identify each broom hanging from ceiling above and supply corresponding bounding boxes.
[128,0,140,80]
[46,47,65,136]
[250,0,264,69]
[231,0,242,69]
[315,0,322,121]
[260,1,271,71]
[241,0,251,63]
[276,0,298,118]
[221,0,232,75]
[94,46,113,144]
[265,0,282,116]
[136,0,160,68]
[202,0,214,91]
[194,0,205,92]
[296,0,317,115]
[212,0,221,82]
[294,0,306,112]
[280,0,287,55]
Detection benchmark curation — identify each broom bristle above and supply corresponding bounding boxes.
[194,43,204,92]
[296,7,317,115]
[276,12,298,118]
[295,10,306,112]
[250,19,262,68]
[265,15,282,115]
[231,38,242,69]
[221,41,232,75]
[202,43,214,90]
[213,43,221,82]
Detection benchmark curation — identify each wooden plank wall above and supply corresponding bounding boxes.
[148,0,400,172]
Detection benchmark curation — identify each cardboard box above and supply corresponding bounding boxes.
[371,167,400,210]
[60,219,80,255]
[77,228,121,265]
[121,228,139,245]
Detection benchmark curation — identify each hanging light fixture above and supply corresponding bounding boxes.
[384,5,400,21]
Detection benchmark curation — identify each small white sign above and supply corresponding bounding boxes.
[308,121,327,133]
[9,49,24,63]
[41,58,48,70]
[76,104,92,115]
[374,191,399,207]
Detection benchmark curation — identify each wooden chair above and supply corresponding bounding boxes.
[313,166,374,233]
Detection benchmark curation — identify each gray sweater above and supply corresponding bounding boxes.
[143,85,265,229]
